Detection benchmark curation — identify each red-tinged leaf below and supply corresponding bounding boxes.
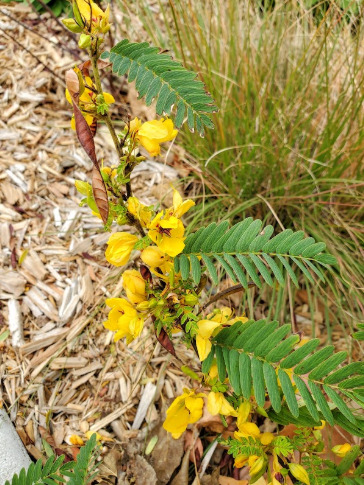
[78,60,91,77]
[140,265,152,283]
[156,327,176,356]
[92,165,109,222]
[71,101,109,223]
[66,69,108,223]
[89,117,98,137]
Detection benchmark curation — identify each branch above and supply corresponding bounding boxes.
[201,282,256,312]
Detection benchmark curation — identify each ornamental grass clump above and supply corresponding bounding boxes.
[61,2,364,483]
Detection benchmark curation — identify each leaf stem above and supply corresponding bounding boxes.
[200,282,255,312]
[90,49,145,236]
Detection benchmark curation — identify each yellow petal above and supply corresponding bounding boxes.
[237,421,261,438]
[196,335,211,361]
[158,236,185,257]
[197,319,222,339]
[103,92,115,104]
[237,401,251,428]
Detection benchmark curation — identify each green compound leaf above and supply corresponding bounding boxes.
[102,40,217,134]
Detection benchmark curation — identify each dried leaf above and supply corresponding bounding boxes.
[140,264,152,283]
[66,69,109,224]
[65,69,80,102]
[91,165,109,223]
[157,327,176,356]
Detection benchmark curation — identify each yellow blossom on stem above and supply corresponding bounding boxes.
[105,232,138,267]
[234,421,261,440]
[332,443,352,457]
[148,212,185,257]
[74,0,110,33]
[103,298,144,343]
[207,391,238,417]
[131,118,178,157]
[314,420,326,430]
[140,246,173,275]
[169,188,195,218]
[65,75,114,130]
[260,432,274,445]
[127,197,153,228]
[69,434,84,446]
[163,388,205,439]
[234,454,249,468]
[196,318,222,361]
[122,269,146,304]
[237,401,251,428]
[249,455,265,476]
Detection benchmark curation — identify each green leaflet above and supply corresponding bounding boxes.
[177,217,336,286]
[263,362,282,412]
[278,369,299,417]
[207,319,361,433]
[101,40,217,134]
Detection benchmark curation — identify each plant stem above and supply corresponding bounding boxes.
[90,50,145,237]
[90,54,123,159]
[200,282,255,312]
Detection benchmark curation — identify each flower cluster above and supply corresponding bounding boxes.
[65,70,115,130]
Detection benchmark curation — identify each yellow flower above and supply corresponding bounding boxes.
[74,0,110,33]
[196,319,222,361]
[103,298,144,343]
[208,363,218,380]
[105,232,138,267]
[65,74,114,130]
[234,454,249,468]
[134,118,178,157]
[129,117,142,133]
[127,197,153,228]
[196,309,247,362]
[314,420,326,430]
[288,463,310,485]
[69,434,84,446]
[260,432,274,445]
[237,401,251,428]
[332,443,352,457]
[141,246,172,273]
[169,188,195,218]
[207,392,238,417]
[235,421,261,440]
[163,388,205,439]
[148,212,185,257]
[249,456,265,476]
[122,269,146,304]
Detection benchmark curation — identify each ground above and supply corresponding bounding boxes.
[0,5,362,485]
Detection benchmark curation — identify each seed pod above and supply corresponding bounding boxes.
[79,34,91,49]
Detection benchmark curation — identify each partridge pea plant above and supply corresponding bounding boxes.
[63,2,363,483]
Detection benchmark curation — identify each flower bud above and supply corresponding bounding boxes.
[141,246,166,268]
[75,180,92,196]
[62,18,83,33]
[288,463,310,485]
[332,443,352,457]
[123,269,146,304]
[79,33,91,49]
[249,455,265,476]
[136,301,150,311]
[72,1,85,28]
[148,298,158,308]
[184,294,198,306]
